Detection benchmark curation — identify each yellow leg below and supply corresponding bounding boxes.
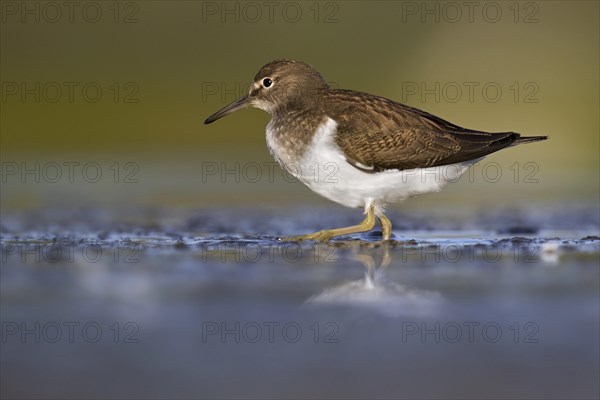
[379,213,393,241]
[283,205,376,242]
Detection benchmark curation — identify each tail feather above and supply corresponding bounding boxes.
[513,135,548,145]
[438,131,547,166]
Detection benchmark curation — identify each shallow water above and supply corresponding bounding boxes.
[1,206,599,399]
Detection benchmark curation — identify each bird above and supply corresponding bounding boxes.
[204,59,547,241]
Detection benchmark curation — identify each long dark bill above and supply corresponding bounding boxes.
[204,95,249,124]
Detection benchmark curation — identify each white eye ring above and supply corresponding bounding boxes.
[262,78,273,88]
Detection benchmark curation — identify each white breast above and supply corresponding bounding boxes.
[270,117,475,213]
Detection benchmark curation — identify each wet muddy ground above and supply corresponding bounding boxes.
[1,205,599,399]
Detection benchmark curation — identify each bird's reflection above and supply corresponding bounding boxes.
[305,243,443,317]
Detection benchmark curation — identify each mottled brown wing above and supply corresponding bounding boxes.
[325,90,519,172]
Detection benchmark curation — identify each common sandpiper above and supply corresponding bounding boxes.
[204,59,547,241]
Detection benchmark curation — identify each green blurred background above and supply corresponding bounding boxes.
[1,0,598,215]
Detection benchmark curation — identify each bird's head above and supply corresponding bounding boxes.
[204,59,328,124]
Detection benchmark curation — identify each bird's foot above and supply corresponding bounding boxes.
[280,205,378,242]
[379,213,393,241]
[280,229,336,242]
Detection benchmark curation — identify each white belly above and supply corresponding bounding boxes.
[268,117,475,212]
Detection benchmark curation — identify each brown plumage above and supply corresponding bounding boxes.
[324,89,547,172]
[209,59,547,173]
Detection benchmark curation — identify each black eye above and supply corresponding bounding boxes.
[262,78,272,88]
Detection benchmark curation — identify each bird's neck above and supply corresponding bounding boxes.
[266,105,328,167]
